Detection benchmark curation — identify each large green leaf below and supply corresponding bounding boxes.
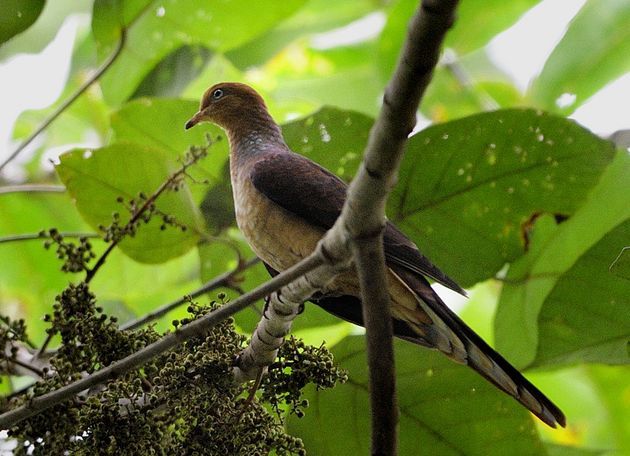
[0,0,45,45]
[131,45,212,99]
[536,221,630,367]
[0,0,89,60]
[282,106,372,182]
[495,151,630,368]
[377,0,539,81]
[92,247,201,332]
[530,0,630,113]
[584,365,630,451]
[389,109,616,286]
[262,42,384,117]
[56,143,204,263]
[288,336,547,455]
[227,0,380,68]
[91,0,307,105]
[282,108,615,287]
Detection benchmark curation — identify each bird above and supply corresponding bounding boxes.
[185,82,566,428]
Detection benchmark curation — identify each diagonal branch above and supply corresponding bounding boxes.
[120,257,260,331]
[0,31,127,174]
[0,252,324,429]
[0,185,66,195]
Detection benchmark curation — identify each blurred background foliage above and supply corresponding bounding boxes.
[0,0,628,454]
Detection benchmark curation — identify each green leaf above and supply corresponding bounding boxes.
[495,151,630,368]
[281,108,615,288]
[55,143,204,263]
[110,97,230,211]
[92,247,201,331]
[389,109,616,286]
[289,336,547,455]
[584,365,630,451]
[530,0,630,112]
[377,0,538,80]
[227,0,379,68]
[91,0,307,105]
[131,45,212,99]
[264,42,384,117]
[546,444,606,456]
[282,106,373,182]
[0,0,89,60]
[0,0,45,45]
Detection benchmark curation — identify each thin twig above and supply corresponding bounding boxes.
[0,185,65,195]
[0,31,127,174]
[0,252,323,429]
[442,49,499,111]
[121,257,259,331]
[0,232,98,245]
[3,357,44,378]
[84,151,203,284]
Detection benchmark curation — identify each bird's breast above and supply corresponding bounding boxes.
[232,172,324,272]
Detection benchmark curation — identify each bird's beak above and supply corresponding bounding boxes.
[185,111,204,130]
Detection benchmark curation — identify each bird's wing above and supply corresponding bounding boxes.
[250,152,464,295]
[253,152,565,428]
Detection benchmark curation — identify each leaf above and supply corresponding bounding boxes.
[55,143,204,263]
[389,109,616,286]
[110,97,230,212]
[0,0,89,60]
[495,151,630,368]
[282,106,372,182]
[131,45,212,99]
[264,42,384,117]
[377,0,538,80]
[546,444,606,456]
[584,365,630,452]
[530,0,630,113]
[91,0,307,105]
[0,0,46,45]
[226,0,379,68]
[92,247,201,332]
[282,108,615,288]
[288,336,547,455]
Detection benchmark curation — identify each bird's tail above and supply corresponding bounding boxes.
[394,268,566,428]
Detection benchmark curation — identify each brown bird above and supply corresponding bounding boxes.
[185,82,565,428]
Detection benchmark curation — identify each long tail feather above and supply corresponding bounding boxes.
[395,268,566,428]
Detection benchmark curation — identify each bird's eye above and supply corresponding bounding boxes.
[212,88,224,100]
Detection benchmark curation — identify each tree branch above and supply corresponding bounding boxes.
[0,251,323,429]
[0,31,127,174]
[120,257,259,331]
[322,1,460,454]
[233,253,352,382]
[0,232,98,245]
[0,185,65,195]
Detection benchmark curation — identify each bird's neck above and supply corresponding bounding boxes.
[226,112,288,166]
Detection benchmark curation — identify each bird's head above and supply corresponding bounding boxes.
[185,82,270,131]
